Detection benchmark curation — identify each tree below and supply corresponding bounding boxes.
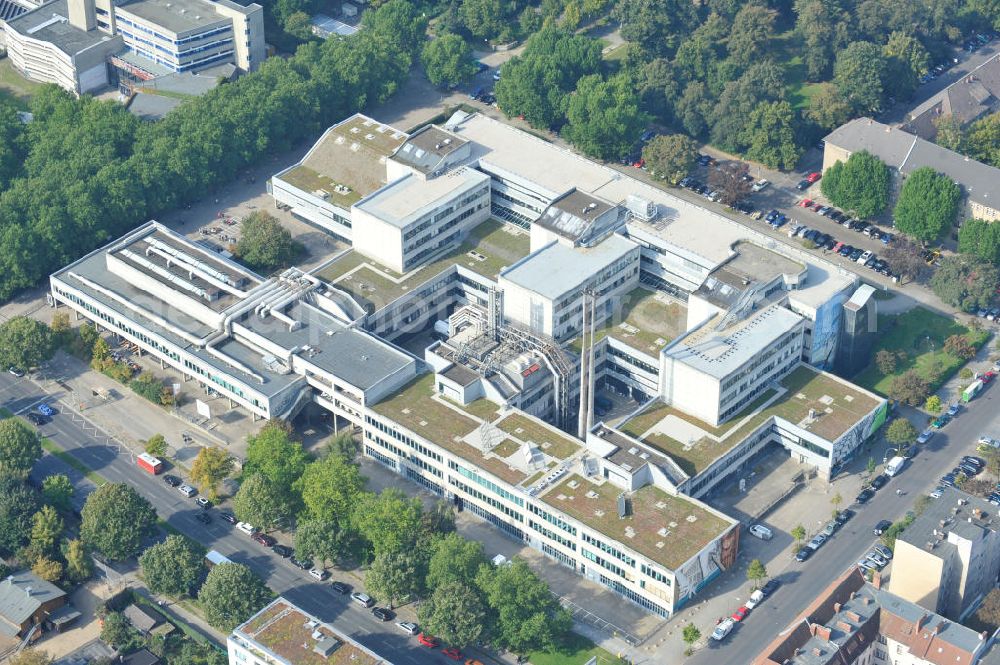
[235,211,302,273]
[866,456,878,479]
[63,539,92,582]
[30,505,64,556]
[613,0,698,57]
[419,581,487,648]
[791,524,806,544]
[642,134,698,185]
[884,237,928,283]
[101,612,143,652]
[805,83,851,130]
[298,453,366,524]
[140,535,207,597]
[886,419,918,451]
[875,350,897,375]
[31,556,62,582]
[944,334,977,360]
[830,492,842,518]
[426,532,488,590]
[934,114,965,152]
[0,316,54,370]
[0,474,39,556]
[144,434,167,457]
[198,563,272,632]
[41,474,74,513]
[0,418,42,477]
[959,219,1000,263]
[742,101,802,171]
[708,161,753,207]
[353,488,424,557]
[563,74,648,161]
[966,112,1000,168]
[834,41,886,113]
[682,623,701,655]
[324,432,359,462]
[233,474,292,531]
[80,483,157,561]
[283,11,314,40]
[676,82,713,138]
[819,151,891,219]
[889,370,930,407]
[295,518,352,568]
[476,559,572,655]
[458,0,505,40]
[925,395,942,413]
[894,167,962,242]
[421,34,475,88]
[882,31,929,100]
[245,421,310,489]
[190,447,234,501]
[366,551,418,609]
[727,5,776,68]
[746,558,767,588]
[930,256,999,312]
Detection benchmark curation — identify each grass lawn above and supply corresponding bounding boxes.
[530,633,625,665]
[854,307,989,396]
[0,58,46,110]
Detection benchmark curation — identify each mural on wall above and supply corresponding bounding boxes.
[832,400,888,465]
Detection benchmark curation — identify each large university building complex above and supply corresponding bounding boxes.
[51,110,888,619]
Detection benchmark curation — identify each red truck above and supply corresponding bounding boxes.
[137,452,163,475]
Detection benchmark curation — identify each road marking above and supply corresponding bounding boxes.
[15,396,50,415]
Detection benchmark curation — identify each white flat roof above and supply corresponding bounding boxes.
[499,234,637,301]
[354,167,488,229]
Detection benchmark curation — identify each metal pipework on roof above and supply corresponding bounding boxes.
[145,236,244,290]
[119,249,207,300]
[144,244,246,298]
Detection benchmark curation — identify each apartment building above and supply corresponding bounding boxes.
[754,567,991,665]
[889,487,1000,621]
[229,598,391,665]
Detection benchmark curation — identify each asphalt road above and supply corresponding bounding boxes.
[690,393,1000,664]
[1,372,481,665]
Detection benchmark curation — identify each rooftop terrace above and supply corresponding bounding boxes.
[620,365,882,475]
[315,219,530,311]
[571,286,686,355]
[541,474,732,570]
[370,372,582,487]
[236,600,384,665]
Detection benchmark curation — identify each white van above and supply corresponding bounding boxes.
[748,524,773,540]
[885,456,908,477]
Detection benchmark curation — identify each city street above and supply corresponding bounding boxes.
[1,372,499,665]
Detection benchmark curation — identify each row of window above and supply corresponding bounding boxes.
[448,460,524,507]
[529,519,575,552]
[582,547,627,578]
[527,503,576,536]
[583,532,635,567]
[449,476,523,523]
[365,416,443,463]
[598,575,669,617]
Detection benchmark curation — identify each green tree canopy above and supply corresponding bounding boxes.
[834,41,886,113]
[494,28,602,129]
[886,418,918,446]
[421,33,475,88]
[426,532,488,590]
[30,505,64,556]
[727,5,777,68]
[742,100,801,171]
[746,558,768,587]
[64,539,93,582]
[245,420,309,487]
[894,167,962,242]
[888,370,930,407]
[144,434,167,457]
[882,31,930,100]
[198,563,272,632]
[0,418,42,477]
[418,581,487,648]
[642,134,698,185]
[41,474,74,513]
[476,559,572,655]
[235,211,302,273]
[297,452,366,524]
[80,482,157,560]
[819,151,891,218]
[805,82,851,130]
[0,317,54,371]
[353,488,424,557]
[958,219,1000,263]
[190,446,234,501]
[0,474,39,556]
[613,0,698,58]
[930,255,999,312]
[563,74,649,160]
[140,535,207,597]
[294,518,353,568]
[365,550,419,608]
[233,474,293,531]
[965,112,1000,168]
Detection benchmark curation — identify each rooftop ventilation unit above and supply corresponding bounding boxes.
[617,494,630,519]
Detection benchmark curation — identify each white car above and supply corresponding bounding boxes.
[308,568,329,581]
[236,521,256,535]
[917,429,934,444]
[751,179,770,192]
[745,589,765,610]
[711,618,734,641]
[857,250,872,264]
[929,487,944,498]
[807,533,827,550]
[351,592,374,608]
[177,484,197,498]
[395,621,419,635]
[866,552,888,568]
[748,524,773,540]
[979,435,998,447]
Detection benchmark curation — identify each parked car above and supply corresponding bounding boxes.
[351,592,374,608]
[821,521,838,537]
[418,633,440,648]
[931,414,952,429]
[163,474,181,487]
[731,606,750,622]
[873,520,892,536]
[219,512,237,524]
[760,579,781,597]
[929,487,945,498]
[917,429,934,444]
[748,524,773,540]
[8,367,25,377]
[37,404,55,417]
[291,557,312,570]
[869,474,889,491]
[177,484,197,498]
[745,589,765,610]
[711,618,735,641]
[196,497,211,509]
[330,581,350,595]
[835,509,855,525]
[856,488,875,504]
[873,544,893,560]
[372,607,393,622]
[26,413,46,425]
[751,179,770,192]
[272,544,293,558]
[236,522,255,535]
[253,532,276,547]
[807,534,828,550]
[396,621,419,635]
[806,172,822,183]
[795,547,813,562]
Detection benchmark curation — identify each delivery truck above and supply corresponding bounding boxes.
[136,452,163,475]
[963,379,984,402]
